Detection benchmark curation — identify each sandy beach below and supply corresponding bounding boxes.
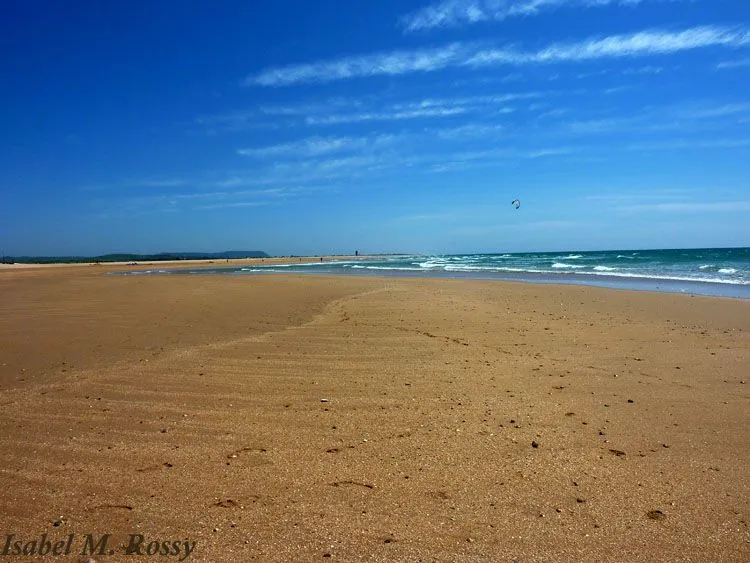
[0,265,747,562]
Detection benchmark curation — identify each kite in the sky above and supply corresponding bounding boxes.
[511,199,521,210]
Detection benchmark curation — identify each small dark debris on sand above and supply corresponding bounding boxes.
[331,480,374,489]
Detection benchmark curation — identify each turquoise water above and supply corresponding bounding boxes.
[119,247,750,298]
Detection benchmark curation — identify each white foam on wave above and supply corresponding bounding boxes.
[564,254,584,259]
[350,265,423,271]
[698,264,714,270]
[445,264,500,272]
[417,260,445,269]
[719,268,738,274]
[445,265,551,274]
[299,260,358,267]
[552,262,586,269]
[580,270,748,285]
[593,266,617,272]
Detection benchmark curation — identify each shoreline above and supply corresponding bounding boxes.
[109,262,750,300]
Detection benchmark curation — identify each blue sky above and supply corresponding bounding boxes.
[1,0,749,256]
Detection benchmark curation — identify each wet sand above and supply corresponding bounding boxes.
[0,266,748,561]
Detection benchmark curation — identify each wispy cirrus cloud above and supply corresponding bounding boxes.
[585,189,695,202]
[247,26,750,86]
[676,103,750,119]
[617,201,750,213]
[625,138,750,151]
[622,65,663,75]
[546,99,750,138]
[429,122,506,140]
[400,0,672,33]
[198,91,541,132]
[248,42,472,87]
[237,134,396,158]
[586,189,750,214]
[392,212,466,223]
[97,186,304,216]
[466,27,750,66]
[306,106,469,125]
[306,92,533,125]
[716,57,750,69]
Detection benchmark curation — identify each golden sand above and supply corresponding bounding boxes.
[0,266,748,561]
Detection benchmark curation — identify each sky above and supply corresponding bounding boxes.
[1,0,749,256]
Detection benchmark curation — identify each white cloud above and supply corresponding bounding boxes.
[393,212,464,222]
[626,138,750,151]
[305,92,533,125]
[393,92,538,110]
[618,201,750,213]
[247,26,750,86]
[237,135,395,158]
[106,186,305,216]
[716,57,750,69]
[247,42,471,86]
[400,0,665,33]
[622,65,663,75]
[603,85,631,94]
[677,103,750,119]
[450,219,588,237]
[429,122,506,139]
[585,189,694,202]
[556,100,750,137]
[567,116,643,134]
[466,27,750,66]
[306,107,469,125]
[432,145,579,165]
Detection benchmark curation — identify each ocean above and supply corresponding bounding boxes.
[120,247,750,299]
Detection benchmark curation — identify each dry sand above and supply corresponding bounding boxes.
[0,265,748,562]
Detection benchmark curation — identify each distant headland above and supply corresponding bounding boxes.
[0,251,270,265]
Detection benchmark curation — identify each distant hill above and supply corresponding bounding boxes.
[2,251,270,264]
